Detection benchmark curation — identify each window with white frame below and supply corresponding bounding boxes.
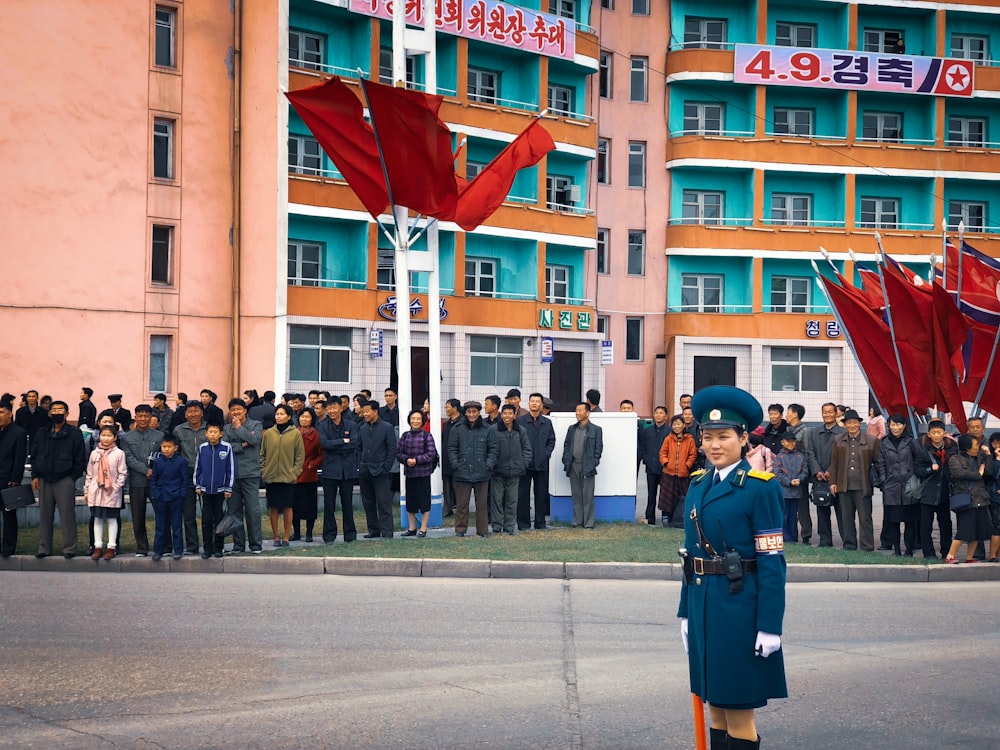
[154,7,177,68]
[949,201,986,232]
[683,102,724,134]
[546,175,575,208]
[466,160,487,180]
[379,48,417,85]
[948,116,986,146]
[546,265,570,303]
[627,230,645,276]
[951,34,988,61]
[684,17,726,49]
[863,29,903,53]
[771,347,828,391]
[599,51,612,98]
[631,0,649,15]
[288,135,321,175]
[859,197,899,229]
[289,29,324,70]
[681,190,723,224]
[772,108,813,136]
[289,326,351,383]
[465,257,496,297]
[597,315,609,335]
[775,22,815,48]
[288,241,322,286]
[548,84,574,115]
[596,228,609,274]
[149,335,171,392]
[470,335,521,387]
[627,141,645,188]
[630,56,648,102]
[596,138,610,184]
[861,111,902,142]
[549,0,575,19]
[151,225,173,285]
[681,274,724,312]
[153,119,174,179]
[468,68,499,103]
[771,194,811,226]
[770,276,811,312]
[377,267,396,290]
[601,0,614,8]
[625,317,643,361]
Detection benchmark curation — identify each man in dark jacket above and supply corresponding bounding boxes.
[828,409,881,551]
[448,401,498,537]
[223,398,264,553]
[78,387,97,430]
[639,406,672,525]
[14,389,48,459]
[761,403,787,456]
[440,398,464,517]
[31,401,87,558]
[107,394,132,433]
[562,403,604,529]
[357,399,397,539]
[317,398,359,543]
[0,402,27,558]
[491,405,531,535]
[516,393,555,530]
[118,404,164,557]
[913,419,958,559]
[804,402,843,547]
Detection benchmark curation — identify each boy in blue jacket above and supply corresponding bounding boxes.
[773,431,809,542]
[194,423,235,559]
[150,434,190,561]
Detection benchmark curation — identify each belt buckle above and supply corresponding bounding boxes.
[693,558,705,575]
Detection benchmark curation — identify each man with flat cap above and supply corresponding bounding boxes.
[678,386,787,750]
[448,400,497,537]
[108,395,131,434]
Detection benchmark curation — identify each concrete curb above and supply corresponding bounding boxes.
[491,560,565,579]
[225,556,324,575]
[566,562,672,580]
[421,558,492,578]
[847,564,929,582]
[324,557,422,577]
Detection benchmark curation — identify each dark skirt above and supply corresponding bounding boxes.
[266,482,295,511]
[658,474,690,514]
[293,481,319,521]
[405,475,432,514]
[955,505,994,542]
[90,507,121,519]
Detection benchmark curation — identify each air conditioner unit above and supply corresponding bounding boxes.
[569,184,582,203]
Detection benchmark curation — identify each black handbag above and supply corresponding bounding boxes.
[1,484,35,512]
[811,481,834,507]
[215,512,243,538]
[949,492,972,513]
[868,463,882,491]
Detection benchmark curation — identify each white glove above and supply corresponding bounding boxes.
[681,618,689,654]
[755,631,781,658]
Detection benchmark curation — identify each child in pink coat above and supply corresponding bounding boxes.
[84,426,128,560]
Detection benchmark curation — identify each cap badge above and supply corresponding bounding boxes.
[709,409,722,421]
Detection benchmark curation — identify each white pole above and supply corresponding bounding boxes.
[392,0,412,420]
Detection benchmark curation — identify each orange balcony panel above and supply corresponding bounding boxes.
[666,48,734,77]
[288,175,369,213]
[664,225,945,256]
[974,65,1000,93]
[665,312,836,341]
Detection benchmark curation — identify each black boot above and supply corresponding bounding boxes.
[728,735,760,750]
[710,727,729,750]
[305,522,314,543]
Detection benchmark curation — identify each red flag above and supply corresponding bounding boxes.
[941,241,1000,327]
[452,120,555,231]
[962,321,1000,416]
[931,282,970,433]
[854,263,886,310]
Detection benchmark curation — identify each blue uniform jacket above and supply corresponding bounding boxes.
[677,458,787,709]
[150,454,191,503]
[194,440,235,494]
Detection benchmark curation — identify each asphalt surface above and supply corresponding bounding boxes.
[1,574,998,749]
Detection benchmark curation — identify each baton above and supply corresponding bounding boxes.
[692,693,707,750]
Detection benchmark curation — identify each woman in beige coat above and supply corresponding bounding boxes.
[260,404,304,548]
[84,426,128,561]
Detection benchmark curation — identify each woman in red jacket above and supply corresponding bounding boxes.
[658,414,698,526]
[292,407,324,542]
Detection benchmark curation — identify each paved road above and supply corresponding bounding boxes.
[1,573,997,749]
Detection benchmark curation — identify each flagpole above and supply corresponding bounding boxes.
[957,219,966,303]
[941,218,949,293]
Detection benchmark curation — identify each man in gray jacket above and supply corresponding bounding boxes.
[491,405,532,535]
[224,398,263,554]
[357,399,397,539]
[561,403,603,529]
[448,401,498,538]
[173,402,207,554]
[118,404,163,556]
[806,402,846,548]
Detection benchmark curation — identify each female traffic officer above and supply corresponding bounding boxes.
[678,386,787,750]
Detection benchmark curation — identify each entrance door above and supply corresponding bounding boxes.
[550,351,582,412]
[693,356,736,391]
[390,346,429,411]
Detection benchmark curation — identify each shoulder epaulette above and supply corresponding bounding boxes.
[690,468,709,483]
[748,469,774,481]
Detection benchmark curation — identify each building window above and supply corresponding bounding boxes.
[771,194,811,226]
[596,228,609,274]
[949,201,986,232]
[548,0,575,19]
[470,335,522,387]
[599,51,612,98]
[289,326,351,383]
[627,141,645,188]
[629,56,648,102]
[773,108,813,136]
[154,6,177,68]
[681,191,724,225]
[948,116,986,147]
[288,241,322,286]
[771,347,828,392]
[546,265,570,303]
[952,34,988,61]
[151,225,173,285]
[770,277,811,312]
[861,112,902,142]
[631,0,649,15]
[377,267,395,290]
[627,230,645,276]
[468,68,499,104]
[466,161,487,180]
[465,257,496,297]
[601,0,614,8]
[684,17,727,49]
[548,85,574,116]
[859,197,899,229]
[149,335,171,392]
[596,138,610,185]
[379,48,417,85]
[683,102,724,135]
[863,29,903,54]
[289,29,324,70]
[597,315,609,335]
[153,119,174,180]
[546,175,576,209]
[681,274,724,312]
[288,135,321,176]
[775,22,815,48]
[625,317,643,361]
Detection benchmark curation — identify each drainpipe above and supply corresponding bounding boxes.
[230,0,243,396]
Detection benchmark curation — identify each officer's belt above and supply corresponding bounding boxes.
[693,557,757,575]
